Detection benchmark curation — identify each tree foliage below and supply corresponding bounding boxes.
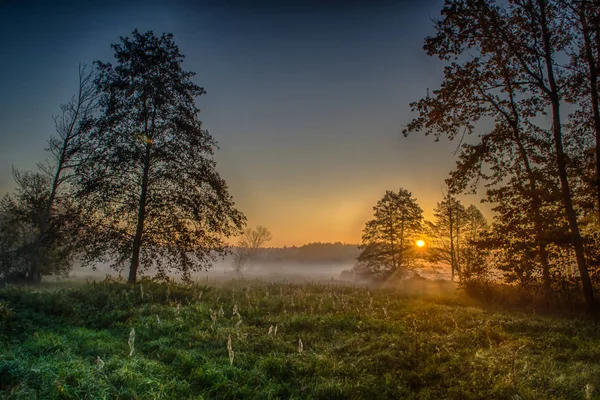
[0,170,81,282]
[404,0,599,307]
[427,194,468,281]
[357,189,423,279]
[75,30,245,282]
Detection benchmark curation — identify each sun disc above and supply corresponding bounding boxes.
[416,239,425,248]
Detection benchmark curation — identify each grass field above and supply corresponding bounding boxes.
[1,278,599,399]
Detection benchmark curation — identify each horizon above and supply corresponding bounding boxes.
[0,0,493,248]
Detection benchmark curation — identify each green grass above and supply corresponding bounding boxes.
[1,278,599,399]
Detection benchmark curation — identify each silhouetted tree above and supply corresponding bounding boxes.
[28,64,98,281]
[0,170,81,282]
[427,194,468,281]
[427,197,490,283]
[460,205,490,282]
[404,0,595,307]
[561,0,600,220]
[357,189,423,278]
[232,225,273,275]
[75,30,245,283]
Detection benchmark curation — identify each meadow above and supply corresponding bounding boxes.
[0,278,599,399]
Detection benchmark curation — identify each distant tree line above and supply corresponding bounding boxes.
[0,30,245,284]
[248,242,361,265]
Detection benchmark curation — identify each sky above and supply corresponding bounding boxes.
[0,0,492,247]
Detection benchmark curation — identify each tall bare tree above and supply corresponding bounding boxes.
[28,64,98,281]
[232,225,273,275]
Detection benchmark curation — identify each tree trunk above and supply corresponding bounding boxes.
[538,0,595,309]
[449,205,455,282]
[398,218,405,271]
[129,142,152,283]
[31,139,68,282]
[579,3,600,221]
[539,241,551,293]
[389,214,397,272]
[550,97,594,308]
[456,209,461,281]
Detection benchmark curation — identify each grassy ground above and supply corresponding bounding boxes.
[1,278,599,399]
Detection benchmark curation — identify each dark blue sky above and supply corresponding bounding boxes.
[0,0,488,246]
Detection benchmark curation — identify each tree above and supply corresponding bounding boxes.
[461,205,490,282]
[29,64,97,281]
[404,0,595,308]
[75,30,246,283]
[357,189,423,279]
[232,225,273,275]
[427,194,468,281]
[561,0,600,220]
[0,170,81,282]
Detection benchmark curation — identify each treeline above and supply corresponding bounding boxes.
[248,242,361,265]
[400,0,600,309]
[0,30,245,284]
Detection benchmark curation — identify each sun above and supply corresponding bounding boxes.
[416,239,425,248]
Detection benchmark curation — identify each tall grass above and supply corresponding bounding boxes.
[0,278,599,399]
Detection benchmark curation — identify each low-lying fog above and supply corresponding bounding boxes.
[62,258,453,284]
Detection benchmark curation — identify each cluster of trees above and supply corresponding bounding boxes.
[401,0,600,308]
[355,188,489,283]
[0,30,245,284]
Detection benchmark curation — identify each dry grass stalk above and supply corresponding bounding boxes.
[128,328,135,357]
[227,334,234,366]
[298,338,303,354]
[210,309,217,329]
[95,356,105,371]
[586,384,593,400]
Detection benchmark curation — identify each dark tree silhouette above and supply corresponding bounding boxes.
[0,170,81,282]
[427,194,468,282]
[357,189,423,278]
[460,205,490,282]
[561,0,600,220]
[76,30,245,283]
[232,225,273,275]
[404,0,595,308]
[28,64,98,282]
